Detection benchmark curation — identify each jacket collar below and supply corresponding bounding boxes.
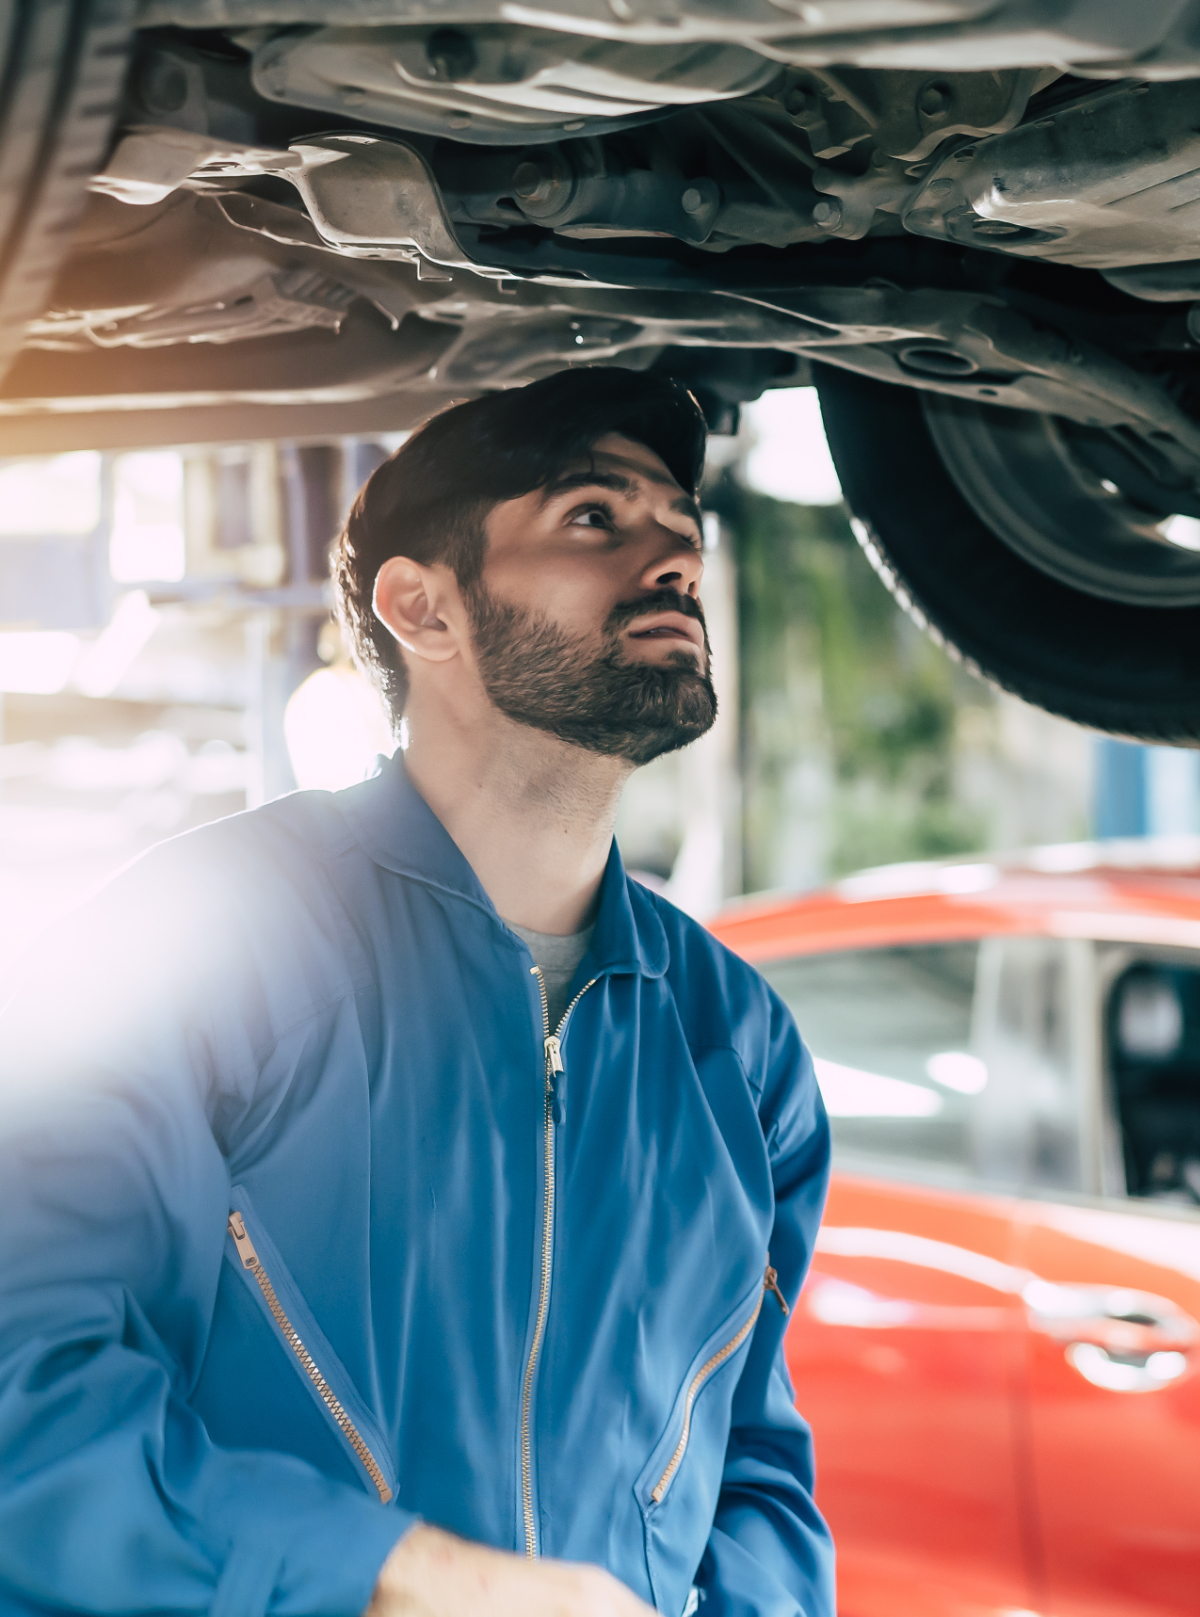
[335,751,668,980]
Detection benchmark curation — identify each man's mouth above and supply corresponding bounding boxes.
[625,612,705,652]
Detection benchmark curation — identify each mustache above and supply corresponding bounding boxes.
[606,589,708,637]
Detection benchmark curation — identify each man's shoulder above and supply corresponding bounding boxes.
[126,782,366,892]
[50,785,379,990]
[630,879,781,1048]
[1,787,378,1069]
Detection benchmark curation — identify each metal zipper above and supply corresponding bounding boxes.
[650,1260,790,1506]
[227,1210,393,1504]
[519,969,597,1559]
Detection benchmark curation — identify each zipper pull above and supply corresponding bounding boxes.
[545,1037,566,1123]
[764,1261,790,1316]
[228,1210,260,1270]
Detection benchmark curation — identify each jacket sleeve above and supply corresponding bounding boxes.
[0,848,413,1617]
[697,989,835,1617]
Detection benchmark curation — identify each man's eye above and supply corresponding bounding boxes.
[569,505,612,530]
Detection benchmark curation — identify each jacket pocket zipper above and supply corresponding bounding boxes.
[227,1209,393,1504]
[650,1259,790,1505]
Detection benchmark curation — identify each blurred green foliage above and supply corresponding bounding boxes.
[711,474,986,889]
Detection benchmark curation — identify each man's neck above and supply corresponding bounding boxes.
[402,699,631,935]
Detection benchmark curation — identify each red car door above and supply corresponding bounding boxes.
[761,940,1037,1617]
[1015,950,1200,1617]
[788,1174,1031,1617]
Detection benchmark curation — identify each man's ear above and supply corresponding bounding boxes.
[373,556,463,665]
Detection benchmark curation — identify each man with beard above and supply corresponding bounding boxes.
[0,369,833,1617]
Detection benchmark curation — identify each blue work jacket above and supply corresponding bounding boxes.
[0,754,833,1617]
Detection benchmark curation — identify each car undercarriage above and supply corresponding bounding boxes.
[11,1,1200,737]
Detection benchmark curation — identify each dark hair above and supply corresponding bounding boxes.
[331,366,708,727]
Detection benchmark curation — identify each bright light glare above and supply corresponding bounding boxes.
[47,730,185,792]
[109,452,186,582]
[838,858,997,902]
[74,591,160,698]
[1160,514,1200,551]
[741,388,842,505]
[1066,1341,1187,1391]
[813,1056,943,1117]
[0,631,79,693]
[806,1276,915,1329]
[285,665,395,791]
[0,453,101,535]
[817,1225,1023,1291]
[926,1049,988,1094]
[936,862,998,894]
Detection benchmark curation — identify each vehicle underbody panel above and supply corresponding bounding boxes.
[11,3,1200,737]
[2,0,1200,452]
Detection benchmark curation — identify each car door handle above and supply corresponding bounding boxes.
[1064,1341,1190,1393]
[1024,1278,1198,1391]
[1025,1278,1197,1343]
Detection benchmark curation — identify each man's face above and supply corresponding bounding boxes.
[465,433,717,766]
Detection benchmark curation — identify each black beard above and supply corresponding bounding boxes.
[465,584,718,766]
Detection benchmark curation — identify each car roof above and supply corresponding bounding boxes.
[707,837,1200,963]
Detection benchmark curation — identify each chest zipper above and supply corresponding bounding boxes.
[519,968,597,1559]
[227,1210,392,1504]
[650,1259,790,1506]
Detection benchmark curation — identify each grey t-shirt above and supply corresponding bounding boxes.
[507,921,595,1029]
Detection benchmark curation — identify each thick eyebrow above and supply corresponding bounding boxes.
[540,468,703,534]
[672,491,704,530]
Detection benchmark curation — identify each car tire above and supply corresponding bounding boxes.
[814,362,1200,744]
[0,1,136,386]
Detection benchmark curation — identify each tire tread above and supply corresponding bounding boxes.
[815,362,1200,746]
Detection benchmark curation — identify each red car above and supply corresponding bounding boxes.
[710,846,1200,1617]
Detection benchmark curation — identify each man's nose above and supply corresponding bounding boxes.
[639,529,704,597]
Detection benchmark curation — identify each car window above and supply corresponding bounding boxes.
[761,937,1085,1193]
[1107,957,1200,1205]
[760,943,982,1182]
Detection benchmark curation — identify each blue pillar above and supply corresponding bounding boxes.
[1094,738,1147,838]
[1146,746,1200,836]
[1095,739,1200,837]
